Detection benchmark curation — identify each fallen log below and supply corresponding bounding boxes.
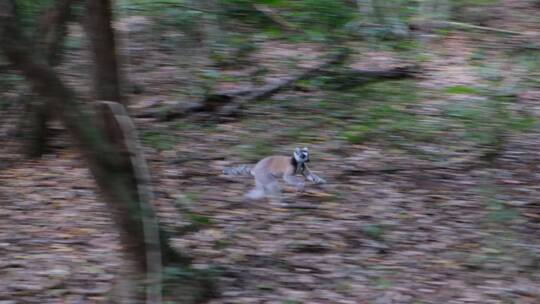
[322,65,419,90]
[210,63,417,119]
[136,49,349,121]
[137,50,419,121]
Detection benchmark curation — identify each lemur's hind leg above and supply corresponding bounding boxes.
[248,172,284,204]
[264,179,284,205]
[245,180,265,200]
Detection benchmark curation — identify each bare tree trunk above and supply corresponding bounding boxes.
[2,1,217,301]
[39,0,78,66]
[81,5,159,297]
[84,0,123,103]
[26,102,49,157]
[25,0,79,157]
[0,2,190,302]
[95,101,163,304]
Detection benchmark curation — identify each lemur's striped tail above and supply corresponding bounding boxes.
[222,164,253,176]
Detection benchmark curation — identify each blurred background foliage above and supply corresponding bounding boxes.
[3,0,538,162]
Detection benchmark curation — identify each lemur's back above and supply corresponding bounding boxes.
[252,156,293,177]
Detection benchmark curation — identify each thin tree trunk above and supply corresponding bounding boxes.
[0,2,190,302]
[25,0,78,157]
[39,0,78,66]
[84,0,123,103]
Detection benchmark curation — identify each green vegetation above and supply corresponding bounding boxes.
[142,130,178,151]
[444,95,536,151]
[14,0,56,29]
[0,74,24,92]
[451,0,499,11]
[282,300,302,304]
[186,212,213,226]
[213,239,231,249]
[478,183,522,225]
[0,99,9,111]
[374,277,394,289]
[233,141,274,162]
[486,199,520,224]
[118,0,188,13]
[331,80,425,145]
[362,223,384,240]
[162,265,217,303]
[443,85,482,95]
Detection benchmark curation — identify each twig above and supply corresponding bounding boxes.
[117,2,219,14]
[414,20,524,36]
[442,21,523,35]
[252,4,301,33]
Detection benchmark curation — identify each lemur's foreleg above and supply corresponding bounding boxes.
[302,164,326,184]
[283,174,305,192]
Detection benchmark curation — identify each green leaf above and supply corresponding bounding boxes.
[187,213,212,225]
[443,85,481,95]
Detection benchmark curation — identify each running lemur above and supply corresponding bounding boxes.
[223,147,326,202]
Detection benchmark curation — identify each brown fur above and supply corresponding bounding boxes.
[251,156,295,178]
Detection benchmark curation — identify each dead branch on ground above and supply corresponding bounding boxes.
[411,20,525,36]
[252,4,302,33]
[137,49,419,121]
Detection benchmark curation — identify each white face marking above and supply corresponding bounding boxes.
[294,147,309,163]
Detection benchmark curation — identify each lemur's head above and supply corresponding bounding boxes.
[293,147,310,164]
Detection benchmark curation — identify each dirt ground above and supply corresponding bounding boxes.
[1,1,539,303]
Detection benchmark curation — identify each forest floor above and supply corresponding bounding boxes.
[1,1,540,303]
